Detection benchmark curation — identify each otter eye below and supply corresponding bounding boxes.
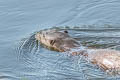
[50,40,55,45]
[64,30,68,33]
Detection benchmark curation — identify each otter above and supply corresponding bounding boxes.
[35,29,120,73]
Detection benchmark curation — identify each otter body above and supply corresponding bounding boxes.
[88,49,120,71]
[35,29,120,72]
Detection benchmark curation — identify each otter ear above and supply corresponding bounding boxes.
[64,30,68,33]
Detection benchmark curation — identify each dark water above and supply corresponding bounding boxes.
[0,0,120,80]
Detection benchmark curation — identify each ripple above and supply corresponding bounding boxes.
[60,0,120,25]
[15,27,120,80]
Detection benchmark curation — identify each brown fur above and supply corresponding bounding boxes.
[35,29,80,52]
[35,29,120,72]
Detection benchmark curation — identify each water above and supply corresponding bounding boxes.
[0,0,120,80]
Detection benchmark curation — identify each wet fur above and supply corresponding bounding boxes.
[35,29,120,73]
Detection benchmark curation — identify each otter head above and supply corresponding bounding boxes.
[35,29,80,52]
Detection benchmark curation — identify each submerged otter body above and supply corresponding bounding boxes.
[35,29,120,73]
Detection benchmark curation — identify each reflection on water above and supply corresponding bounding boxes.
[0,0,120,80]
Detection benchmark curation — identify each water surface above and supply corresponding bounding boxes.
[0,0,120,80]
